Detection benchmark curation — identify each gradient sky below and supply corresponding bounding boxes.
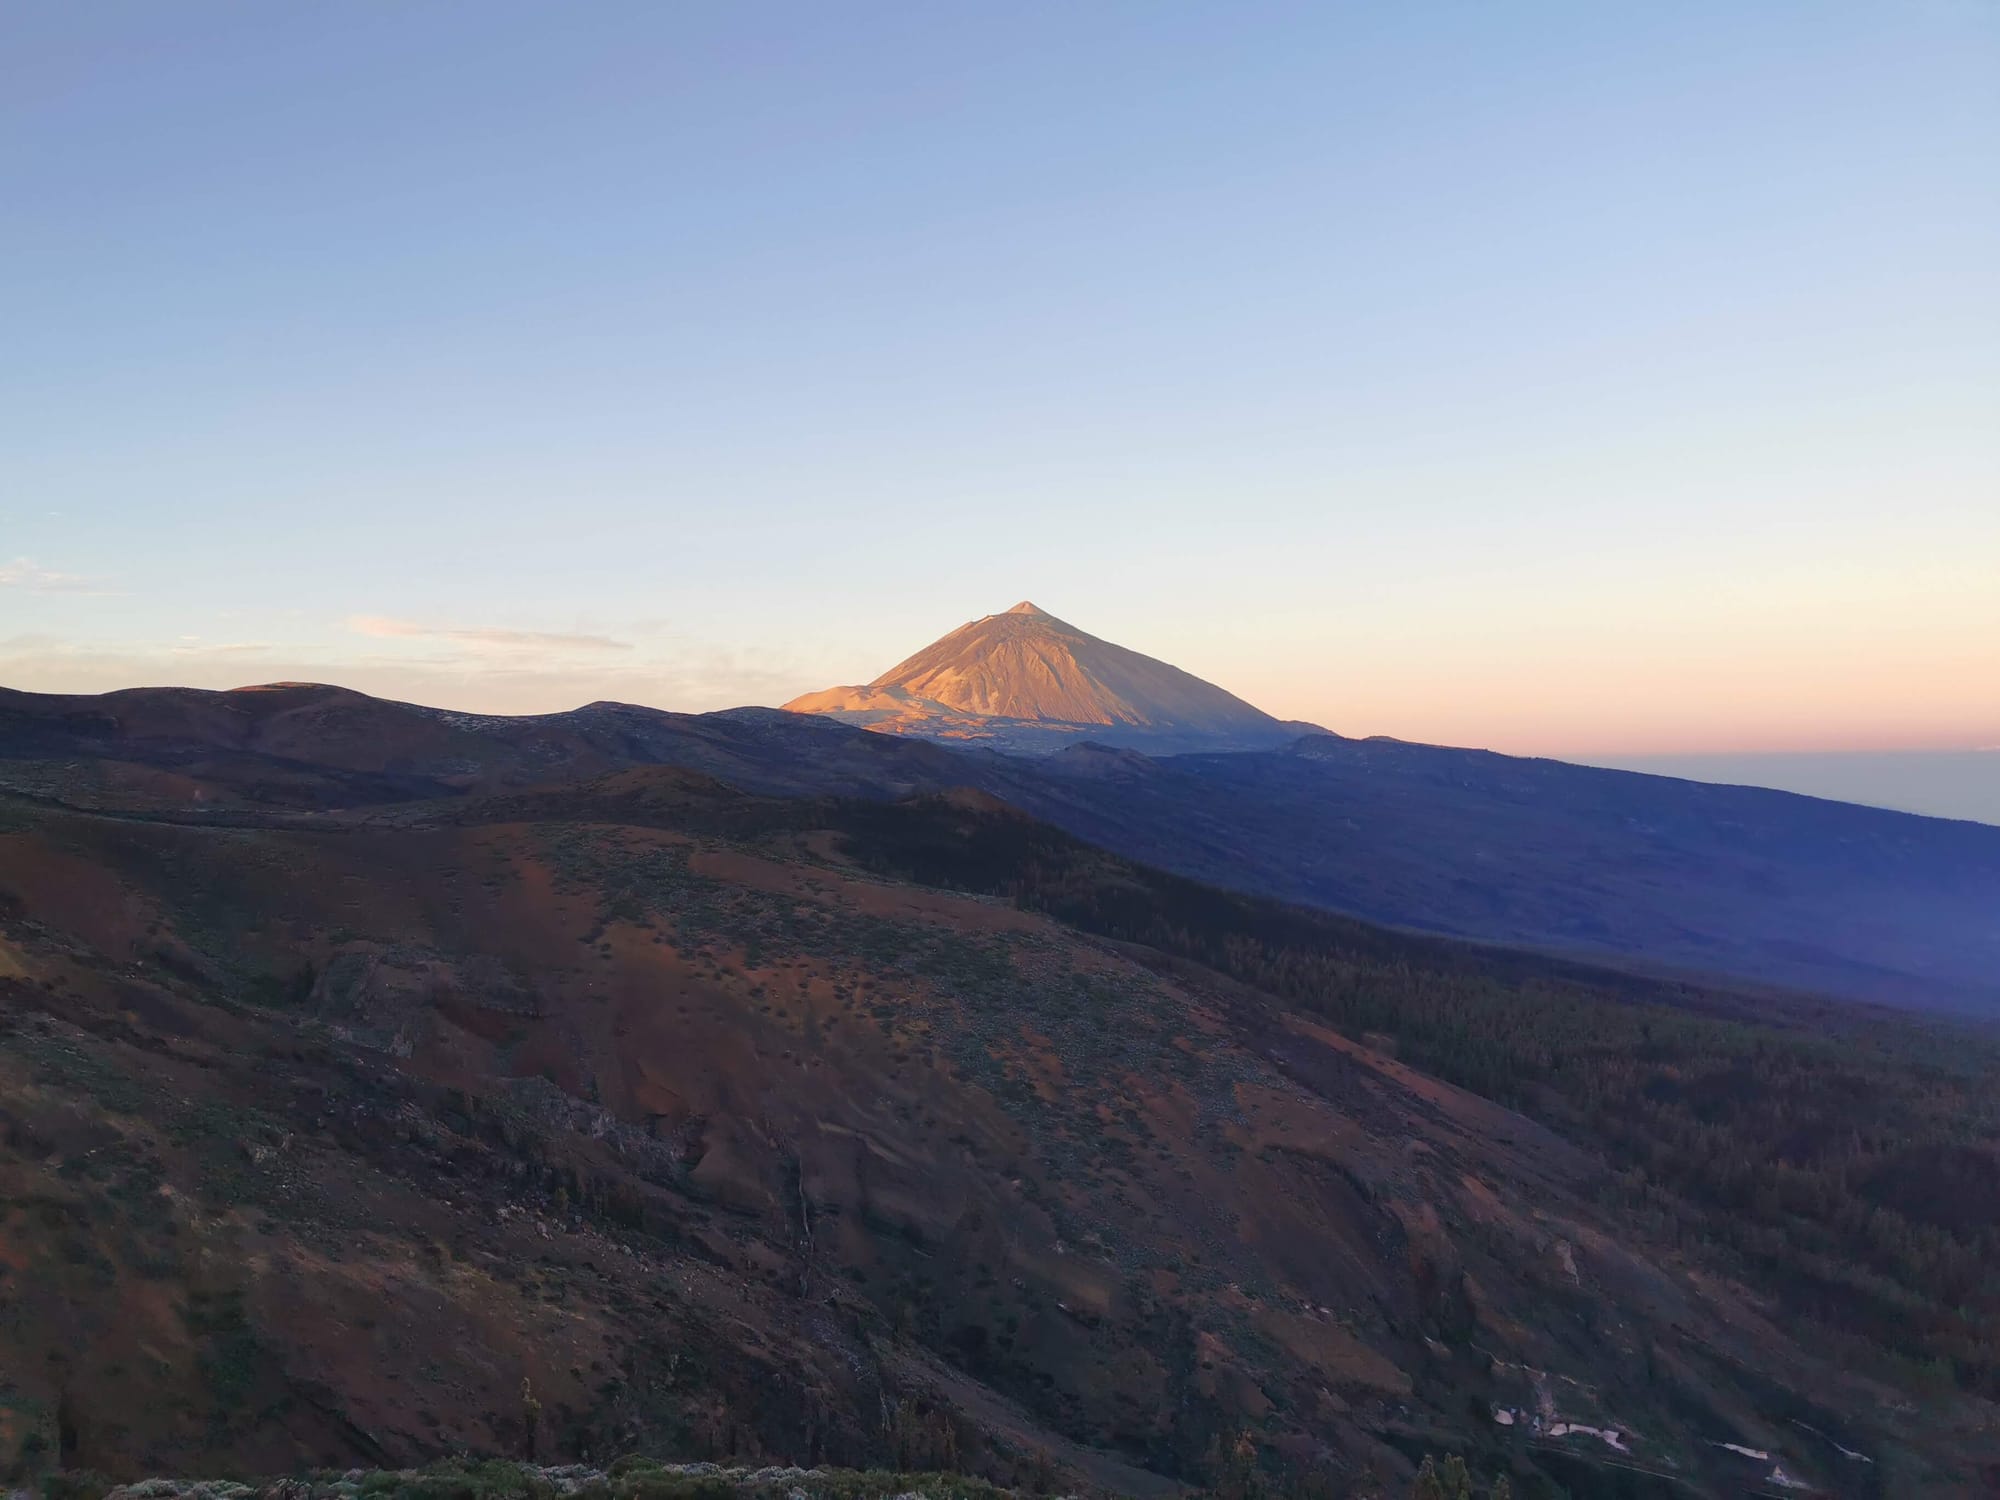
[4,3,1997,773]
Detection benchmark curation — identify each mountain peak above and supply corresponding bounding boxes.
[783,602,1306,752]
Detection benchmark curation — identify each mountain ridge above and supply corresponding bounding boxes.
[7,677,2000,1012]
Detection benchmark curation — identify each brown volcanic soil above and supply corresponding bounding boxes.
[0,776,1992,1496]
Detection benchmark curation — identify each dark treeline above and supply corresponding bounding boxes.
[831,792,2000,1396]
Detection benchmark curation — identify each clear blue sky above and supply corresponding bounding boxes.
[4,2,1996,768]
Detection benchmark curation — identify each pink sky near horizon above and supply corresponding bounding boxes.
[6,5,1996,775]
[3,589,1994,763]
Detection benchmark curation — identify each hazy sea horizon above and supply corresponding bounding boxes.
[1589,749,2000,828]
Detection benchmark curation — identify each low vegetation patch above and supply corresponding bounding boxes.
[48,1461,1036,1500]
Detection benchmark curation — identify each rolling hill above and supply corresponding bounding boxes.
[7,679,1998,1014]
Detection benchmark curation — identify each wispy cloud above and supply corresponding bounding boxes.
[168,641,273,657]
[0,558,96,593]
[346,615,632,652]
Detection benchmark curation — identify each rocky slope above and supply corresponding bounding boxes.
[2,767,1997,1494]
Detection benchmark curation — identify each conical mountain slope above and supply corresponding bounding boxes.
[784,601,1312,752]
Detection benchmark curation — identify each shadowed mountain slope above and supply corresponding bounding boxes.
[6,680,2000,1012]
[3,768,1997,1494]
[0,683,989,809]
[1008,733,2000,1014]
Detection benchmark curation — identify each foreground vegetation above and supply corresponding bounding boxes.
[38,1451,1519,1500]
[5,767,1987,1492]
[839,793,2000,1396]
[43,1460,1025,1500]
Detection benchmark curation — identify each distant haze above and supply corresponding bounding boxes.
[1591,751,2000,827]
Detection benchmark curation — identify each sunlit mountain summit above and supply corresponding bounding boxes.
[783,601,1320,753]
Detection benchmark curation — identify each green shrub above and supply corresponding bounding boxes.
[41,1473,115,1500]
[621,1474,737,1500]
